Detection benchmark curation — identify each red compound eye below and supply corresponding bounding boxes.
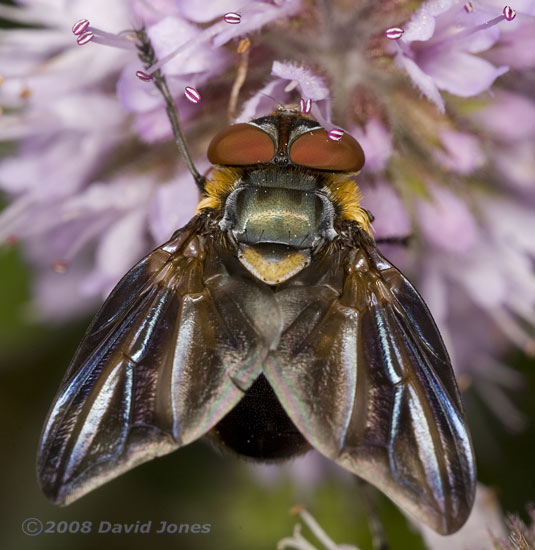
[207,123,275,165]
[290,129,365,172]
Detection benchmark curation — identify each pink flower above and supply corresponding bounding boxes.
[416,195,535,409]
[0,0,533,436]
[393,0,512,111]
[238,61,331,124]
[148,172,205,243]
[175,0,245,23]
[434,130,485,174]
[351,119,393,174]
[482,1,535,69]
[472,90,535,141]
[0,0,308,307]
[416,184,480,255]
[471,90,535,191]
[361,181,411,239]
[148,16,231,77]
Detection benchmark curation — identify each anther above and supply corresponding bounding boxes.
[300,98,312,114]
[52,260,68,274]
[77,31,94,46]
[385,27,404,40]
[135,70,153,82]
[503,6,516,20]
[72,19,90,35]
[184,86,201,104]
[328,128,344,141]
[224,12,241,24]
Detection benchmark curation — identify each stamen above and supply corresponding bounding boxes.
[135,70,153,82]
[72,19,90,36]
[237,38,251,54]
[464,2,474,13]
[52,260,68,274]
[428,7,517,51]
[73,21,135,50]
[76,31,94,46]
[283,80,299,93]
[385,27,404,40]
[300,98,311,114]
[503,6,516,20]
[224,12,241,24]
[184,86,201,104]
[146,19,229,73]
[328,128,344,141]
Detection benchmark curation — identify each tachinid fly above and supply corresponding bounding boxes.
[37,31,476,537]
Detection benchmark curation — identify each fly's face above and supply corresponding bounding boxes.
[203,111,366,284]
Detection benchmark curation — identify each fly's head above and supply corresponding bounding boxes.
[199,111,370,285]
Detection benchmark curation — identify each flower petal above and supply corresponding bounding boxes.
[434,129,484,174]
[148,175,200,242]
[82,208,148,298]
[395,52,445,111]
[148,16,228,76]
[31,261,99,321]
[420,50,508,97]
[133,103,194,142]
[416,185,479,255]
[212,0,302,47]
[485,21,535,69]
[361,181,411,239]
[236,80,285,121]
[473,90,535,141]
[175,0,244,23]
[271,61,330,100]
[351,119,392,173]
[116,63,164,113]
[402,0,455,42]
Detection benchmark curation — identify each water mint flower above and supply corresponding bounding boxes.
[434,130,485,174]
[471,89,535,191]
[361,181,411,240]
[147,16,231,77]
[237,61,331,123]
[416,184,480,255]
[1,8,534,542]
[1,0,532,381]
[473,90,535,141]
[175,0,244,23]
[350,119,393,174]
[1,4,534,550]
[393,0,513,111]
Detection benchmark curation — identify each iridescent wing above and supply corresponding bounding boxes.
[265,227,476,534]
[37,216,265,505]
